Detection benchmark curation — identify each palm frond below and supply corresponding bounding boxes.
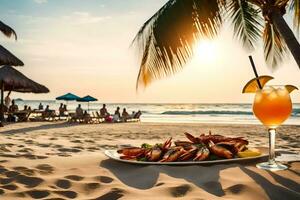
[0,21,17,40]
[228,0,263,51]
[288,0,300,32]
[263,22,288,68]
[133,0,222,89]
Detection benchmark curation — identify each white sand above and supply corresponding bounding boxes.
[0,121,299,199]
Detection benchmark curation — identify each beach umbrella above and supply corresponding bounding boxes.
[77,95,98,111]
[0,65,49,120]
[0,45,24,66]
[56,93,80,102]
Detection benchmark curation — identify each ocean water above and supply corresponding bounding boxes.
[15,100,300,125]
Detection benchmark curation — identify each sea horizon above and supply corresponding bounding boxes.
[14,100,300,125]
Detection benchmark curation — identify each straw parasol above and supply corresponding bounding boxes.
[0,65,49,120]
[77,95,98,111]
[0,45,24,66]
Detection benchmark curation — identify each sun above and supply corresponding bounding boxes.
[194,39,217,64]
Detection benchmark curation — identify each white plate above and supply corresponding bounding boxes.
[104,148,268,165]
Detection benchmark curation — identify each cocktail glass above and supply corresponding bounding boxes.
[253,85,292,171]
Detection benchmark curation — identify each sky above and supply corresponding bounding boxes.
[0,0,299,103]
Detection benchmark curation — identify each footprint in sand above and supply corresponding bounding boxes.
[5,170,20,178]
[0,177,14,185]
[57,153,71,157]
[94,188,124,200]
[22,154,48,160]
[169,184,192,198]
[64,175,84,181]
[70,140,82,144]
[15,174,44,188]
[35,164,55,175]
[84,140,95,143]
[0,166,7,174]
[1,184,18,190]
[96,176,114,184]
[0,189,4,195]
[58,148,81,153]
[37,143,51,148]
[54,190,77,199]
[84,182,101,192]
[26,189,50,199]
[13,166,35,176]
[55,179,71,189]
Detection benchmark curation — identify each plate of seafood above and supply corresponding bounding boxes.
[105,132,268,165]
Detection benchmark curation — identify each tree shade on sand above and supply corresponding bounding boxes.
[133,0,300,88]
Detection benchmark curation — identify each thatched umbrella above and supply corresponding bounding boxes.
[0,65,49,120]
[0,45,24,66]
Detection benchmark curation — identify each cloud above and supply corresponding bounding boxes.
[64,11,111,25]
[33,0,48,4]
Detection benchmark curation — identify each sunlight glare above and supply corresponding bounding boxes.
[194,40,217,64]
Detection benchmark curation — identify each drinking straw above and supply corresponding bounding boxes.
[248,55,262,89]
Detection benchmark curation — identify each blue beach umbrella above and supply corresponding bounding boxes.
[56,93,80,101]
[77,95,98,111]
[56,93,80,107]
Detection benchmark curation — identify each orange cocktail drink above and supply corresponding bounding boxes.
[253,86,292,129]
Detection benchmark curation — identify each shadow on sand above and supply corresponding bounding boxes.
[101,159,257,197]
[101,158,300,199]
[240,166,300,199]
[0,122,79,134]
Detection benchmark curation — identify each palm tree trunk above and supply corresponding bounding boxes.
[271,11,300,69]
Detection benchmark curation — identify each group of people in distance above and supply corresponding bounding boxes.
[4,99,142,123]
[99,104,142,122]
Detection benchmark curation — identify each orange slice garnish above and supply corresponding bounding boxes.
[242,76,274,93]
[285,85,299,93]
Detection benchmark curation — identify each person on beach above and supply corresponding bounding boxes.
[83,110,91,123]
[76,104,83,118]
[63,104,67,113]
[114,107,121,118]
[4,91,11,108]
[38,103,43,110]
[43,105,55,119]
[23,105,28,111]
[9,100,18,112]
[113,107,121,122]
[100,104,109,117]
[122,108,130,122]
[134,110,142,119]
[59,103,64,116]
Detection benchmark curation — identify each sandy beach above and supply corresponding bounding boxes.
[0,121,299,199]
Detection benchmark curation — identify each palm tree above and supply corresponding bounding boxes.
[133,0,300,88]
[0,21,23,66]
[0,21,17,40]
